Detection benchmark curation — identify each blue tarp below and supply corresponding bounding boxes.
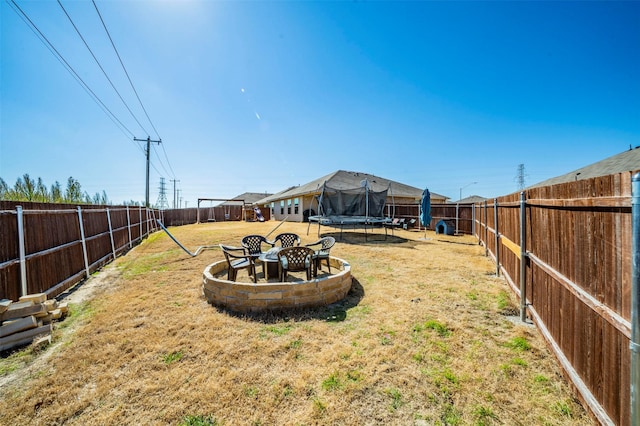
[420,188,432,227]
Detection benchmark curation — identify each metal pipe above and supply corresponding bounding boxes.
[106,208,117,260]
[484,200,488,256]
[631,172,640,425]
[77,207,90,278]
[519,191,527,322]
[156,220,216,257]
[16,206,27,297]
[472,203,476,241]
[266,216,289,239]
[126,206,132,249]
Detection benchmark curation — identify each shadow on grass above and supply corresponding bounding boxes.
[435,237,478,246]
[218,277,365,324]
[314,231,437,250]
[316,231,409,246]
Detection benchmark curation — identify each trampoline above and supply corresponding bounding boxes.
[308,180,393,240]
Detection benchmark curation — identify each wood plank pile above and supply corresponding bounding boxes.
[0,293,69,352]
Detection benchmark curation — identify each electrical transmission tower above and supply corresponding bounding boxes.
[515,164,527,191]
[156,177,170,210]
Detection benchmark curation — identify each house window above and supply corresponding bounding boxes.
[287,199,292,214]
[280,200,284,215]
[294,198,299,214]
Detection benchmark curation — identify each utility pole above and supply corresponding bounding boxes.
[134,136,161,207]
[170,179,180,209]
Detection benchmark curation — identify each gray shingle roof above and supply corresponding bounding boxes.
[255,170,447,205]
[528,147,640,188]
[218,192,273,206]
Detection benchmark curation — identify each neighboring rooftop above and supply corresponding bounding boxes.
[255,170,448,205]
[529,146,640,188]
[218,192,273,206]
[452,195,488,204]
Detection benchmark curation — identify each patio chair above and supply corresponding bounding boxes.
[404,219,417,230]
[220,244,256,283]
[271,232,301,248]
[305,236,336,276]
[382,218,402,237]
[241,235,274,278]
[277,246,314,281]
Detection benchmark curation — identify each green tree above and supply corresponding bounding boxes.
[14,174,37,201]
[64,177,84,203]
[0,175,110,205]
[50,181,63,203]
[34,177,49,202]
[0,178,8,199]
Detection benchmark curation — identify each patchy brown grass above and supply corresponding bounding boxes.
[0,221,593,425]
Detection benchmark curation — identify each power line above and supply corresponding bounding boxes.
[159,142,176,179]
[152,143,175,180]
[92,0,177,183]
[57,0,150,137]
[92,0,162,140]
[7,0,137,140]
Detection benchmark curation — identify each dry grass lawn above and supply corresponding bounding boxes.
[0,221,593,425]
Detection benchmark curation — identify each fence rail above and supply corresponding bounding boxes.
[474,171,638,426]
[0,202,161,301]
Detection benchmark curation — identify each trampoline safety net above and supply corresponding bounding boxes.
[318,184,387,219]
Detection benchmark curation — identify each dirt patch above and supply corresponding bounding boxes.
[57,265,123,305]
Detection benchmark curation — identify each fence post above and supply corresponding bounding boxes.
[106,208,116,260]
[16,206,27,297]
[145,208,149,238]
[77,207,90,278]
[519,191,527,322]
[138,206,142,241]
[455,203,459,235]
[126,206,132,249]
[472,203,476,240]
[631,172,640,425]
[494,198,500,277]
[484,200,488,256]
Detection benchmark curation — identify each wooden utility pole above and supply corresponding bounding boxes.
[134,136,161,207]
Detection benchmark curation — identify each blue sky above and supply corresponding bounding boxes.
[2,1,639,206]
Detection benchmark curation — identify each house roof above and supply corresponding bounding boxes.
[453,195,488,204]
[218,192,273,206]
[255,170,448,204]
[528,146,640,188]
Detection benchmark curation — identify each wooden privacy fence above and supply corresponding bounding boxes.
[474,171,638,425]
[391,203,474,234]
[0,203,161,302]
[161,206,271,227]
